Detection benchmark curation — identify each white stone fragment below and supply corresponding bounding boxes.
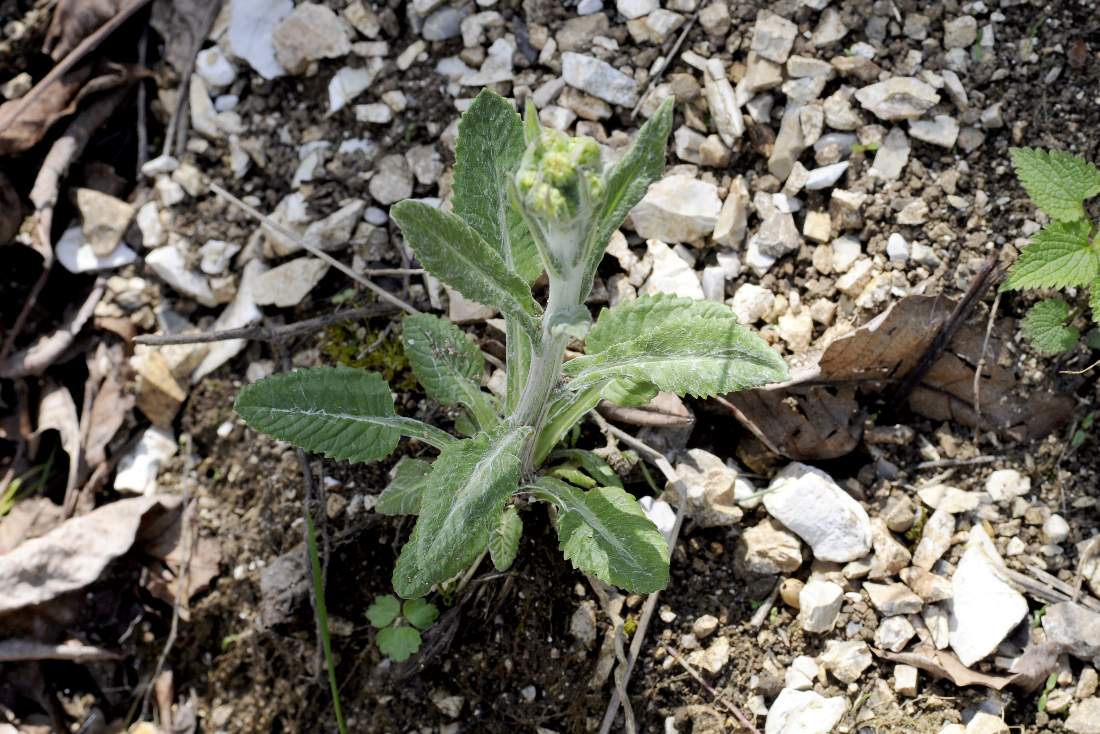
[561,52,638,107]
[228,0,292,79]
[328,61,381,113]
[804,161,849,190]
[985,469,1031,502]
[272,2,352,76]
[631,174,721,243]
[114,427,177,495]
[640,240,704,299]
[798,579,844,634]
[191,260,266,383]
[854,77,941,121]
[252,257,329,308]
[56,226,137,274]
[763,462,872,562]
[948,525,1029,666]
[145,243,218,307]
[764,688,846,734]
[909,115,960,148]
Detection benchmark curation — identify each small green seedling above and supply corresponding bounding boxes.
[1002,147,1100,354]
[234,89,787,600]
[367,594,439,662]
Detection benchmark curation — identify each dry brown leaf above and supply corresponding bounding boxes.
[0,495,180,616]
[0,171,22,247]
[137,500,222,613]
[873,645,1017,690]
[42,0,128,61]
[150,0,225,74]
[722,296,1073,460]
[0,498,67,555]
[83,345,134,467]
[35,381,81,497]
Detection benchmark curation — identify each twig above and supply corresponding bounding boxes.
[670,649,761,734]
[208,182,419,317]
[630,10,699,118]
[133,304,399,345]
[136,24,149,174]
[0,0,153,132]
[162,0,223,158]
[590,582,635,734]
[1061,357,1100,375]
[748,580,780,629]
[914,455,1000,470]
[887,254,1001,413]
[593,413,690,734]
[0,639,119,663]
[972,292,1001,424]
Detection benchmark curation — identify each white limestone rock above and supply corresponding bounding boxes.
[763,462,872,562]
[765,688,846,734]
[855,77,940,121]
[228,0,292,79]
[561,52,638,107]
[631,175,721,243]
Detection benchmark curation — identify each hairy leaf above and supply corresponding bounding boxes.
[402,598,439,630]
[533,477,669,594]
[550,449,623,489]
[1002,219,1097,291]
[1091,278,1100,323]
[452,89,541,283]
[376,457,432,516]
[548,303,592,339]
[602,378,659,407]
[1010,147,1100,222]
[1021,299,1079,354]
[579,97,675,295]
[488,506,522,571]
[564,319,789,398]
[402,313,495,427]
[586,293,736,354]
[234,366,454,462]
[391,201,540,335]
[392,425,531,598]
[366,595,401,628]
[376,625,421,662]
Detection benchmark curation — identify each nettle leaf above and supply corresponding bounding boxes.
[488,506,523,571]
[234,366,454,462]
[1021,299,1079,355]
[586,294,736,354]
[402,313,495,427]
[392,425,531,598]
[564,318,789,398]
[376,625,421,662]
[366,595,401,628]
[391,201,541,336]
[452,89,542,283]
[1010,147,1100,222]
[533,477,669,594]
[1002,219,1097,291]
[550,449,623,489]
[376,457,432,516]
[579,97,675,295]
[402,598,439,630]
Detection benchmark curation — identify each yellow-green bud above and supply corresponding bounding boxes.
[515,129,604,224]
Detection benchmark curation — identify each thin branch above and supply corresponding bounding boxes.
[670,649,761,734]
[630,10,699,118]
[0,639,119,663]
[914,455,1000,470]
[133,304,399,345]
[208,182,419,317]
[972,292,1001,423]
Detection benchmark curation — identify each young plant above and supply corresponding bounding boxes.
[234,89,788,600]
[367,594,439,662]
[1002,148,1100,354]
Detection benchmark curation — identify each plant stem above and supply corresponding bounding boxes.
[305,508,348,734]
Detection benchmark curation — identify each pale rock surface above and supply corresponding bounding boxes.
[875,616,916,652]
[191,260,266,383]
[820,640,872,683]
[640,240,705,299]
[870,127,910,180]
[1066,698,1100,734]
[146,243,217,307]
[1042,602,1100,660]
[329,61,382,113]
[737,519,803,575]
[763,462,872,562]
[561,52,638,107]
[751,12,798,64]
[948,525,1028,666]
[865,581,922,616]
[114,427,177,495]
[912,506,954,570]
[631,174,721,243]
[909,115,960,148]
[855,78,940,121]
[713,176,749,246]
[667,449,744,527]
[798,579,844,633]
[252,258,329,308]
[56,226,137,274]
[617,0,658,19]
[272,3,352,75]
[228,0,293,79]
[369,155,413,205]
[76,188,133,256]
[196,46,237,88]
[985,469,1030,502]
[732,284,775,324]
[687,635,730,674]
[764,688,846,734]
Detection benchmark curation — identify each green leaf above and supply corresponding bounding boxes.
[1090,278,1100,323]
[579,97,675,296]
[392,425,532,598]
[550,449,623,489]
[488,506,523,571]
[505,320,532,413]
[452,89,541,284]
[376,625,421,662]
[401,313,495,428]
[586,293,737,354]
[234,366,454,462]
[548,303,592,339]
[523,97,541,145]
[1021,299,1079,354]
[551,466,597,488]
[376,457,432,516]
[1001,219,1097,291]
[366,595,401,628]
[601,378,659,407]
[564,319,789,398]
[402,598,439,630]
[1010,147,1100,222]
[532,477,669,594]
[391,201,541,336]
[532,385,604,467]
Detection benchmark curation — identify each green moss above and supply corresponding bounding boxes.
[322,322,418,392]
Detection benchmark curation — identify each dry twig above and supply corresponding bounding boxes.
[669,649,761,734]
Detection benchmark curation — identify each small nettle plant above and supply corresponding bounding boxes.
[1002,148,1100,354]
[366,594,439,662]
[234,89,788,601]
